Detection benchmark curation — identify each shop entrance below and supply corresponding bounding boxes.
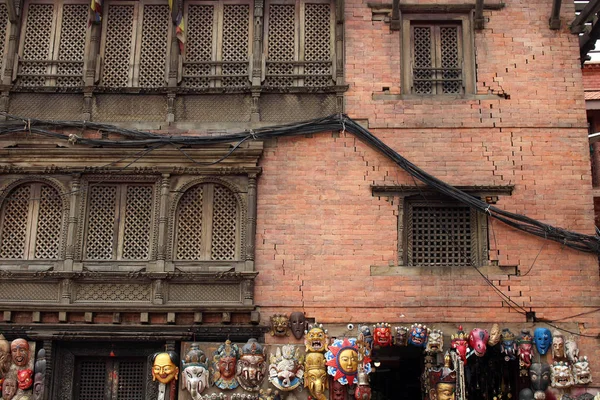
[369,345,424,400]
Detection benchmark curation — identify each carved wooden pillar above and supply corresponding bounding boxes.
[335,0,345,112]
[0,92,9,120]
[41,340,53,400]
[156,174,170,272]
[2,17,19,87]
[60,278,72,304]
[167,22,179,123]
[85,22,101,87]
[245,173,257,272]
[64,174,80,271]
[242,278,254,305]
[251,0,264,122]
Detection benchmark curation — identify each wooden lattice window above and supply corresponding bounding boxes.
[264,0,335,87]
[0,3,9,76]
[182,0,252,89]
[175,183,239,261]
[404,200,486,267]
[100,0,172,87]
[401,15,475,95]
[16,0,89,87]
[0,182,63,260]
[74,357,146,400]
[83,184,155,261]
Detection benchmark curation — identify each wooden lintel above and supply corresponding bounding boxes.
[474,0,485,29]
[368,2,505,13]
[549,0,561,30]
[391,0,401,31]
[6,0,17,22]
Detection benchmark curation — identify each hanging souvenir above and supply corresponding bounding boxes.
[372,323,392,347]
[551,330,565,360]
[17,369,33,390]
[428,353,456,400]
[268,344,304,391]
[2,378,17,400]
[289,312,307,340]
[33,348,46,400]
[550,361,574,388]
[325,338,371,385]
[565,336,579,363]
[408,324,429,348]
[450,326,469,365]
[0,335,10,379]
[236,339,267,392]
[330,379,347,400]
[10,339,30,368]
[354,370,371,400]
[468,328,489,357]
[211,340,240,390]
[425,329,444,354]
[358,325,374,350]
[517,329,533,375]
[500,328,517,361]
[487,323,501,347]
[152,351,179,400]
[269,314,290,337]
[181,343,209,399]
[353,331,372,400]
[305,324,328,353]
[304,352,327,400]
[533,327,552,356]
[530,363,551,394]
[572,356,592,385]
[393,326,409,346]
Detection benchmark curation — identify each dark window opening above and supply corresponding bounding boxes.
[73,356,146,400]
[369,346,423,400]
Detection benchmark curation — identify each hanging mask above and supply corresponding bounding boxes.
[181,343,209,397]
[530,363,551,392]
[550,361,574,388]
[268,344,304,391]
[304,352,327,400]
[565,337,579,363]
[305,324,328,353]
[517,329,533,372]
[373,323,392,347]
[269,314,290,337]
[359,325,374,350]
[394,326,409,347]
[330,379,346,400]
[236,339,267,392]
[501,328,517,361]
[573,356,592,385]
[408,324,429,348]
[211,340,240,390]
[488,323,502,347]
[551,330,565,360]
[152,352,179,385]
[533,327,552,355]
[428,353,457,400]
[426,329,444,354]
[289,312,307,340]
[10,339,30,368]
[17,369,33,390]
[325,338,371,386]
[0,335,11,377]
[451,326,469,365]
[2,378,17,400]
[468,328,489,357]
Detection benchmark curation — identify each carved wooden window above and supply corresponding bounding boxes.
[74,357,146,400]
[0,182,63,260]
[16,0,89,87]
[182,0,252,88]
[264,0,335,87]
[401,15,476,95]
[175,183,239,261]
[0,3,9,76]
[403,199,486,266]
[100,0,172,87]
[83,184,154,261]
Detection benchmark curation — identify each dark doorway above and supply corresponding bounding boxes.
[370,345,424,400]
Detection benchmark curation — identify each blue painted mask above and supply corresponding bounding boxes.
[534,328,552,355]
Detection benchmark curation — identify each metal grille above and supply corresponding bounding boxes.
[266,4,295,87]
[408,205,472,266]
[211,185,237,260]
[34,184,62,259]
[183,4,214,88]
[0,185,31,259]
[413,26,432,94]
[56,4,87,87]
[0,4,8,72]
[74,283,151,302]
[77,360,107,400]
[102,4,135,87]
[222,4,249,88]
[85,185,117,260]
[139,4,169,88]
[18,3,54,86]
[440,26,460,93]
[116,361,145,400]
[304,3,331,87]
[122,186,152,260]
[175,184,203,260]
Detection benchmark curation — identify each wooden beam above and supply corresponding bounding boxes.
[6,0,17,23]
[549,0,561,30]
[368,2,505,12]
[571,0,600,33]
[391,0,401,30]
[474,0,485,29]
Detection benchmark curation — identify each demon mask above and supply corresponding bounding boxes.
[17,369,33,390]
[551,330,565,360]
[270,314,290,337]
[236,339,267,392]
[2,378,17,400]
[428,354,456,400]
[426,329,444,354]
[408,324,429,348]
[530,363,551,392]
[551,361,574,388]
[501,328,517,361]
[565,337,579,363]
[394,326,409,347]
[289,312,307,340]
[0,335,10,377]
[10,339,29,368]
[533,328,552,356]
[572,356,592,385]
[373,323,392,347]
[330,379,346,400]
[517,329,533,373]
[268,344,304,391]
[182,343,209,399]
[304,352,327,400]
[211,340,239,390]
[152,351,179,385]
[451,326,469,365]
[469,328,489,357]
[305,324,328,353]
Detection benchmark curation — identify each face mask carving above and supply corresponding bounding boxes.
[550,361,574,388]
[517,329,533,375]
[182,343,209,399]
[304,352,327,400]
[152,352,179,385]
[572,356,592,385]
[408,324,429,348]
[533,328,552,356]
[2,378,17,400]
[426,330,444,354]
[330,378,346,400]
[289,312,306,340]
[565,337,579,364]
[236,339,267,392]
[530,363,551,392]
[394,326,409,346]
[305,324,328,353]
[468,328,489,357]
[372,323,392,347]
[17,369,33,390]
[451,326,469,365]
[354,371,372,400]
[488,323,501,347]
[551,330,565,360]
[211,340,239,390]
[270,314,290,337]
[325,338,371,386]
[0,335,11,377]
[428,354,456,400]
[268,344,304,391]
[10,339,29,368]
[501,328,517,361]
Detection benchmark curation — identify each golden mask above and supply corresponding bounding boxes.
[305,325,328,353]
[152,352,179,384]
